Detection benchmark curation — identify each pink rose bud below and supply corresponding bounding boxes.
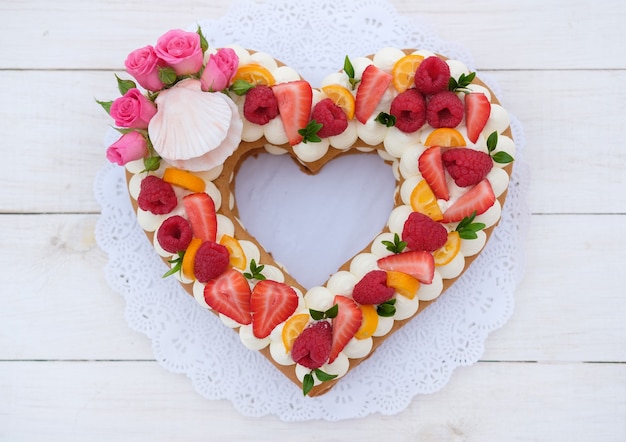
[200,47,239,92]
[106,131,148,165]
[110,88,157,129]
[125,45,165,91]
[154,29,203,76]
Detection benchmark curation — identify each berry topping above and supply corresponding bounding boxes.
[377,250,435,285]
[441,179,496,223]
[426,91,464,128]
[442,148,493,187]
[414,56,451,95]
[291,321,333,369]
[193,240,230,283]
[203,268,252,325]
[250,280,299,339]
[418,146,449,200]
[389,88,426,133]
[243,85,279,125]
[311,98,348,137]
[402,212,448,252]
[156,215,193,253]
[465,92,492,143]
[182,192,217,243]
[355,64,393,124]
[137,175,178,215]
[329,295,362,363]
[352,270,395,305]
[272,80,313,145]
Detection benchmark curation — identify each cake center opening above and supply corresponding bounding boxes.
[235,152,396,288]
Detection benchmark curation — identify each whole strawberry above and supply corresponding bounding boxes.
[442,148,493,187]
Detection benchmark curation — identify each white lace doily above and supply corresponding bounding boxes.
[94,0,530,421]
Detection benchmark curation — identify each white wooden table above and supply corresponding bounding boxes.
[2,0,625,440]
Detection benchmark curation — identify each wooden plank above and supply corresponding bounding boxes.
[1,0,624,70]
[1,69,625,214]
[2,213,624,362]
[1,361,624,440]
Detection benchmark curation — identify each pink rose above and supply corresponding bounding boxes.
[110,88,157,129]
[200,48,239,92]
[124,45,165,91]
[154,29,203,76]
[106,131,148,165]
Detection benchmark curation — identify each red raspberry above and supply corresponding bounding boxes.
[402,212,448,252]
[389,88,426,133]
[352,270,395,305]
[156,215,193,253]
[291,320,332,369]
[442,148,493,187]
[426,91,464,128]
[193,241,230,283]
[137,175,177,215]
[243,85,279,125]
[414,56,451,95]
[311,98,348,137]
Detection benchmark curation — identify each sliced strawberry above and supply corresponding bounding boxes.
[203,268,252,325]
[465,92,491,143]
[441,178,496,223]
[418,146,449,200]
[329,295,362,363]
[377,250,435,284]
[182,192,217,243]
[250,280,299,339]
[271,80,312,146]
[355,64,393,124]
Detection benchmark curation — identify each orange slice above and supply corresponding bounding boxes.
[181,237,203,280]
[391,54,424,93]
[321,84,356,119]
[354,304,378,340]
[219,234,247,270]
[386,270,420,300]
[232,64,276,86]
[424,128,466,147]
[433,231,461,266]
[410,180,444,221]
[281,313,310,352]
[162,167,206,193]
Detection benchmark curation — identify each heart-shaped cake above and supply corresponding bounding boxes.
[99,28,515,396]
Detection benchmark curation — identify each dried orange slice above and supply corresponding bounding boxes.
[281,313,310,351]
[433,231,461,266]
[354,304,378,340]
[232,64,276,86]
[386,270,420,300]
[410,179,443,221]
[219,234,247,270]
[181,237,203,280]
[424,128,466,147]
[162,167,206,193]
[321,84,356,119]
[391,54,424,92]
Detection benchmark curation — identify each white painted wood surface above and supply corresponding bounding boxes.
[1,0,625,440]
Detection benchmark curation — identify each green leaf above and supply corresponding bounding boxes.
[244,259,266,281]
[492,151,515,164]
[343,55,360,90]
[449,71,476,93]
[158,66,178,86]
[298,120,323,143]
[455,211,486,240]
[325,304,339,319]
[230,79,254,96]
[302,373,315,396]
[314,369,338,382]
[115,74,137,95]
[382,233,407,254]
[486,131,498,153]
[96,99,113,115]
[309,309,325,321]
[458,230,478,240]
[162,252,184,278]
[309,304,338,320]
[375,112,396,127]
[143,156,161,173]
[197,25,209,54]
[377,299,396,317]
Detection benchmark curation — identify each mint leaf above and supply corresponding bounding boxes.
[309,304,338,320]
[298,120,323,143]
[449,71,476,93]
[344,55,360,90]
[486,131,498,153]
[377,298,396,317]
[456,211,486,240]
[314,369,338,382]
[492,151,514,164]
[375,112,396,127]
[381,233,407,254]
[303,373,315,396]
[115,74,136,95]
[244,259,266,281]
